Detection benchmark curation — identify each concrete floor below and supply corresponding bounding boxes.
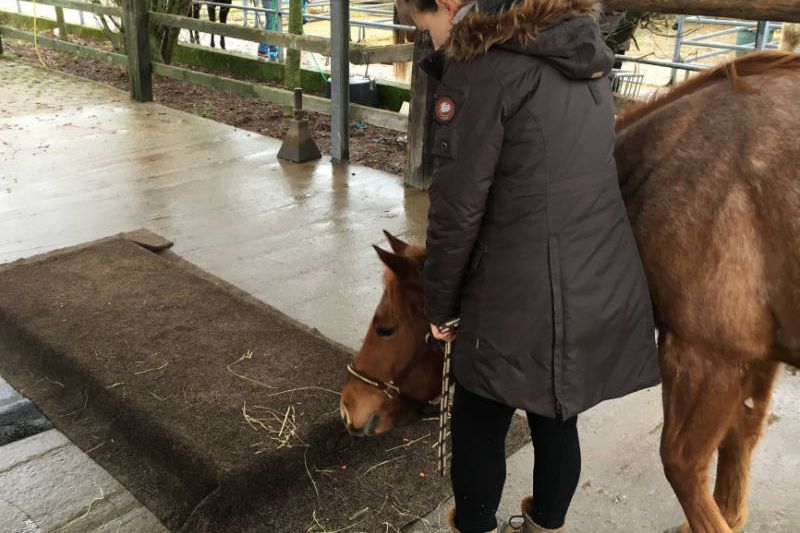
[1,57,799,532]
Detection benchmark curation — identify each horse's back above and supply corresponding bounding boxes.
[616,70,800,363]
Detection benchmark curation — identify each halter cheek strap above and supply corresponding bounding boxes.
[346,334,443,407]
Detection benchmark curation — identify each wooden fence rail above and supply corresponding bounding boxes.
[603,0,800,23]
[44,0,121,17]
[0,24,126,64]
[21,0,412,65]
[150,12,330,55]
[149,13,413,64]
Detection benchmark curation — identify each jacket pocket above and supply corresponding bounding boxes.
[431,125,458,160]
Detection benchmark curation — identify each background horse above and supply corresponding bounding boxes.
[188,0,232,49]
[340,52,800,533]
[392,2,415,81]
[780,23,800,52]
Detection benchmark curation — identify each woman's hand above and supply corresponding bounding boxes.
[430,323,456,342]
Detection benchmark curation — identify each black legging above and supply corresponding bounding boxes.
[450,381,581,533]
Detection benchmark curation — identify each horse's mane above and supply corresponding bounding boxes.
[616,51,800,132]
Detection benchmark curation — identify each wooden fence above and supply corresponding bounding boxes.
[2,0,800,190]
[0,0,426,181]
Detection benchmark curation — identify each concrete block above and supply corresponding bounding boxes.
[91,506,169,533]
[0,429,68,474]
[0,439,157,532]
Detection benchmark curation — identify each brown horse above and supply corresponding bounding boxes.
[392,3,416,81]
[340,230,441,436]
[340,52,800,532]
[616,51,800,533]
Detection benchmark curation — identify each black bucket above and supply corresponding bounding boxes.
[325,75,379,108]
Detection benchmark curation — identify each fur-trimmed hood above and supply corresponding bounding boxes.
[443,0,612,80]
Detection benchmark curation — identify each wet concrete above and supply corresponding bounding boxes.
[1,58,799,532]
[0,58,429,352]
[0,377,52,446]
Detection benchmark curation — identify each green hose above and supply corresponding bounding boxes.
[310,53,329,83]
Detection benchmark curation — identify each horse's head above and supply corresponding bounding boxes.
[339,231,442,436]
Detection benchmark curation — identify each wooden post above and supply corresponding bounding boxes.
[603,0,800,23]
[404,32,434,190]
[284,0,302,89]
[55,7,68,41]
[0,30,4,56]
[122,0,153,102]
[330,0,349,162]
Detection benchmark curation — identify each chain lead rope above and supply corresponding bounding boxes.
[435,318,460,477]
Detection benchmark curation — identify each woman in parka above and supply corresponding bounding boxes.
[399,0,661,531]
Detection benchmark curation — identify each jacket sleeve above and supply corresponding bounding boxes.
[423,71,507,326]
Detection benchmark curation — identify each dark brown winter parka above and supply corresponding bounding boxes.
[421,0,660,418]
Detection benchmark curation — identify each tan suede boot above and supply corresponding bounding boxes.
[499,496,566,533]
[445,506,498,533]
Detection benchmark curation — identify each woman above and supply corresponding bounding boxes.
[400,0,661,531]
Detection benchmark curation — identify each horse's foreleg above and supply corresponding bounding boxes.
[189,5,198,43]
[660,332,742,533]
[219,6,230,49]
[208,5,217,48]
[713,360,779,531]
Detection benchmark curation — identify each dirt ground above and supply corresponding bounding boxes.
[2,35,409,176]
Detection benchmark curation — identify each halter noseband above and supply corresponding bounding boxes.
[346,333,442,406]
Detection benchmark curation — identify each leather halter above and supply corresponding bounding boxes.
[346,333,442,407]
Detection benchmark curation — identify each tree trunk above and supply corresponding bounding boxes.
[284,0,303,89]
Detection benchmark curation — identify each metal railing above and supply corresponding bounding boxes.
[610,70,645,99]
[612,16,793,90]
[668,16,785,83]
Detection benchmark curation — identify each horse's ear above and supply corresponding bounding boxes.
[383,230,409,255]
[373,245,420,281]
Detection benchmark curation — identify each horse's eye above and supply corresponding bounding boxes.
[376,325,396,337]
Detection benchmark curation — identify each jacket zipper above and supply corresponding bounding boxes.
[472,241,487,270]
